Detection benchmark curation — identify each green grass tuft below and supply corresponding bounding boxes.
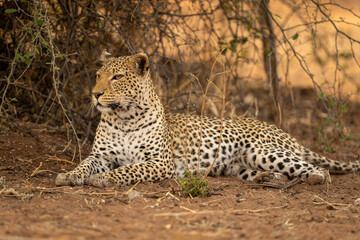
[177,170,209,197]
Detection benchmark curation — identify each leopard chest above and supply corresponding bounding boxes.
[92,118,165,166]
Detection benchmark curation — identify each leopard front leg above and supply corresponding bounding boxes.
[86,159,175,188]
[56,155,112,186]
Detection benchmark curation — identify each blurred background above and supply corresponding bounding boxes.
[1,0,359,153]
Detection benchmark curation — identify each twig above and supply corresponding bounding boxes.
[310,0,360,44]
[48,156,77,165]
[81,192,118,196]
[143,190,181,199]
[247,178,303,190]
[157,191,180,202]
[313,195,349,209]
[30,162,43,177]
[200,198,224,206]
[153,205,287,217]
[84,198,94,211]
[125,180,141,195]
[179,205,196,212]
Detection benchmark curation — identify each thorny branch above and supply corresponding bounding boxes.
[0,0,359,152]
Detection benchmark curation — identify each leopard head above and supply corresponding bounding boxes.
[92,51,151,113]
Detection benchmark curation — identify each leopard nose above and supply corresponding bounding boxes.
[93,92,104,99]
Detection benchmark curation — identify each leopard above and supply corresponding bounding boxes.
[55,51,360,188]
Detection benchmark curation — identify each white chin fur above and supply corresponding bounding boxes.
[96,105,112,113]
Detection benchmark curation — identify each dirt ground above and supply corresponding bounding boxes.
[1,92,360,240]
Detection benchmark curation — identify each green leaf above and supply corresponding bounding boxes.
[318,92,324,99]
[34,46,40,54]
[14,53,20,61]
[24,52,34,58]
[54,66,60,70]
[345,135,353,140]
[265,47,271,56]
[46,62,52,65]
[37,19,44,26]
[328,97,335,107]
[19,55,25,62]
[340,135,353,142]
[5,9,17,13]
[81,17,87,23]
[292,33,299,40]
[25,58,30,65]
[247,24,252,32]
[325,118,332,124]
[98,21,103,29]
[341,104,349,112]
[42,40,48,46]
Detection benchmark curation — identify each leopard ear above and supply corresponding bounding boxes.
[130,53,150,77]
[100,50,115,64]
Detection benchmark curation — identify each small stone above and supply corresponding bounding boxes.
[354,198,360,207]
[236,193,241,197]
[236,198,245,203]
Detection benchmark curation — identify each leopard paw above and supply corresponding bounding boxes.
[253,172,276,183]
[55,172,87,186]
[304,172,327,185]
[303,168,329,185]
[85,174,115,188]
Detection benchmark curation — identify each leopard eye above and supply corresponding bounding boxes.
[111,74,124,81]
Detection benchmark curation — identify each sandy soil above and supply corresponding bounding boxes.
[1,106,360,240]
